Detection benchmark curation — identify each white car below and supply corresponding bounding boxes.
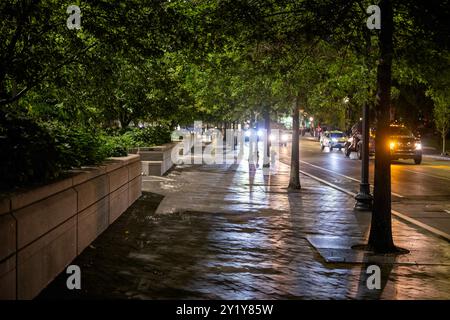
[270,130,291,146]
[320,131,347,151]
[244,128,264,142]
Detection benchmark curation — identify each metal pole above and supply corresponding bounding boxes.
[355,103,373,210]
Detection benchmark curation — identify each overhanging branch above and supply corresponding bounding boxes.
[0,42,97,106]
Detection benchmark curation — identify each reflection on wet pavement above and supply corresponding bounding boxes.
[38,147,450,300]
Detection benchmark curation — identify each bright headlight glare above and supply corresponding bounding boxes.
[389,141,396,149]
[332,138,338,142]
[415,143,422,150]
[257,130,264,137]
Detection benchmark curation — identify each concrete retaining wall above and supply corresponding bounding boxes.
[0,154,142,300]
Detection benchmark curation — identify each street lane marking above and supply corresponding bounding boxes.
[299,170,356,197]
[400,168,450,182]
[300,170,450,242]
[300,160,360,182]
[300,159,404,198]
[391,209,450,242]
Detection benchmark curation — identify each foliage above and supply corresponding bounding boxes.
[44,121,106,168]
[1,0,450,194]
[0,109,173,189]
[0,111,115,189]
[427,89,450,153]
[122,125,173,147]
[433,99,450,137]
[100,134,131,158]
[0,111,61,189]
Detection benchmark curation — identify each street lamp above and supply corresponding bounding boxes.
[355,102,373,211]
[309,117,315,137]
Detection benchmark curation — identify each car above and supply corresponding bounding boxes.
[360,124,423,164]
[269,130,291,146]
[244,128,265,142]
[388,124,422,164]
[320,131,347,151]
[243,128,251,142]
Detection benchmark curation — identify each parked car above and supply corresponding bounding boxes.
[320,131,347,151]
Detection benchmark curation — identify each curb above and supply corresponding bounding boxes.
[423,155,450,161]
[299,170,450,243]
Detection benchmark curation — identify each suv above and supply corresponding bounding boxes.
[388,124,422,164]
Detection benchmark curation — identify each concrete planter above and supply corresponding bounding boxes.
[130,142,180,176]
[0,154,142,300]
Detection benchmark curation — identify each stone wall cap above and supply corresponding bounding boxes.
[70,166,107,186]
[129,143,179,154]
[107,154,140,166]
[10,177,73,211]
[0,196,11,216]
[138,143,177,152]
[3,155,141,211]
[103,159,124,172]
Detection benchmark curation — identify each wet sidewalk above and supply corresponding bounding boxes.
[38,149,450,299]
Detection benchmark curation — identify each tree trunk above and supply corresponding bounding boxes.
[11,79,19,108]
[0,80,5,102]
[248,112,255,163]
[118,107,132,129]
[289,96,301,190]
[263,105,271,167]
[443,133,446,155]
[368,0,397,253]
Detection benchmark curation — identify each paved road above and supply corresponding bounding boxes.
[278,137,450,240]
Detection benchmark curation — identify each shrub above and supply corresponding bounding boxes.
[0,112,62,189]
[0,111,173,190]
[100,134,130,157]
[0,113,109,189]
[127,125,172,147]
[99,125,172,157]
[44,121,105,168]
